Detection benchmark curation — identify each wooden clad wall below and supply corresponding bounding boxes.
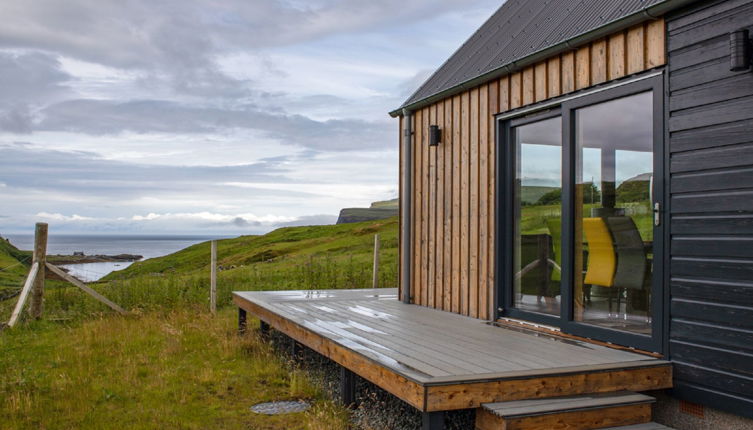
[400,19,665,319]
[666,0,753,418]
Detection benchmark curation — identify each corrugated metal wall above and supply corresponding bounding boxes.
[398,19,666,320]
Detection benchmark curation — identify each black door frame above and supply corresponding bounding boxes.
[495,72,666,353]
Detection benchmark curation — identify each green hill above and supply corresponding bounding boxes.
[0,237,32,299]
[0,217,399,322]
[520,186,558,205]
[108,216,398,282]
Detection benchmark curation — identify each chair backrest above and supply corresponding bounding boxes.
[582,217,616,287]
[606,216,647,290]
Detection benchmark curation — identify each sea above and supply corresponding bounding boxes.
[4,234,225,282]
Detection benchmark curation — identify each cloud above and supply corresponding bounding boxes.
[0,0,501,234]
[0,51,72,102]
[0,143,396,234]
[0,0,491,101]
[36,212,95,221]
[33,99,393,151]
[0,51,73,133]
[0,1,488,68]
[277,214,338,227]
[130,211,292,224]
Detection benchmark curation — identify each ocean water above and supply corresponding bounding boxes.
[4,234,225,282]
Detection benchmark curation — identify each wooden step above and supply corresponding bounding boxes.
[475,391,655,430]
[600,423,675,429]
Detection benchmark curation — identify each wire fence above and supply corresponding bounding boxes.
[0,256,31,272]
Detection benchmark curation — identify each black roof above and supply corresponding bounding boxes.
[393,0,672,115]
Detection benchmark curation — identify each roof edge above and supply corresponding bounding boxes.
[389,0,695,118]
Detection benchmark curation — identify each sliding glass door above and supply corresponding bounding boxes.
[499,74,664,352]
[573,92,655,335]
[511,115,562,317]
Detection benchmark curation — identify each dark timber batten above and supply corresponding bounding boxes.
[233,289,672,413]
[666,0,753,418]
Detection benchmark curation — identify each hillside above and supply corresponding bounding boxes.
[0,238,32,299]
[0,219,397,429]
[107,216,398,282]
[520,185,558,205]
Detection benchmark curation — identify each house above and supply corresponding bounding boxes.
[235,0,753,428]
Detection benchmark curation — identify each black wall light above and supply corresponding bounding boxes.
[730,29,752,72]
[429,125,441,146]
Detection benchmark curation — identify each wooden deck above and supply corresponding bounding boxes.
[233,288,671,413]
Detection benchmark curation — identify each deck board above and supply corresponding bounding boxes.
[233,288,671,411]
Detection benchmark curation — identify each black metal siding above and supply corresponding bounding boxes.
[401,0,668,108]
[667,0,753,418]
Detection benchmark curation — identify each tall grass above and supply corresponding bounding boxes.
[0,308,348,429]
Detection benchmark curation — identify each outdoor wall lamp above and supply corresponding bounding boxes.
[429,125,441,146]
[730,29,752,72]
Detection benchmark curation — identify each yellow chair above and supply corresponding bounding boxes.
[582,217,616,287]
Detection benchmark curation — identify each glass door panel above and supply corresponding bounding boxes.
[573,92,654,334]
[512,117,562,316]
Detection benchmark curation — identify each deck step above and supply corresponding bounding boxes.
[600,424,675,429]
[475,391,655,430]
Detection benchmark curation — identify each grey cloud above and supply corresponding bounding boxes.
[0,143,291,198]
[0,106,33,134]
[0,51,71,102]
[35,99,393,151]
[0,52,72,132]
[0,1,486,69]
[0,0,483,101]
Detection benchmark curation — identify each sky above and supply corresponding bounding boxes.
[0,0,502,235]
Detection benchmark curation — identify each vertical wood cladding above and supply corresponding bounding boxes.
[401,20,665,320]
[667,0,753,418]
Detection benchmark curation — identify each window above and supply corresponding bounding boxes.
[511,116,562,317]
[499,74,664,351]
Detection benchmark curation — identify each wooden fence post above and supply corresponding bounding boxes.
[29,223,47,319]
[210,240,217,314]
[8,263,39,327]
[372,234,380,289]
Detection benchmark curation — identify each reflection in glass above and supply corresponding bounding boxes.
[512,117,562,316]
[574,92,653,334]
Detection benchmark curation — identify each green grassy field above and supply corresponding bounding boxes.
[0,217,398,322]
[0,308,348,429]
[0,217,398,429]
[0,239,33,301]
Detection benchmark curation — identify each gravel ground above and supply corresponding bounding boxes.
[268,330,476,430]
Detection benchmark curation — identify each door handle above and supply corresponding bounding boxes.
[654,202,661,227]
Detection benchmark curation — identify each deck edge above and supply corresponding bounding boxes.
[233,293,429,411]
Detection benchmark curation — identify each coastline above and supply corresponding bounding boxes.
[48,254,143,265]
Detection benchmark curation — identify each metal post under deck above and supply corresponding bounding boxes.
[422,411,444,430]
[340,366,357,408]
[259,320,270,338]
[238,308,247,334]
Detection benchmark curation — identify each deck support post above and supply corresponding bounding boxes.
[340,366,357,408]
[421,411,444,430]
[238,308,247,334]
[291,340,302,359]
[259,320,270,338]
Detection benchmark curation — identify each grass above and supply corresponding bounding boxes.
[0,217,399,429]
[0,307,348,430]
[0,217,398,323]
[0,239,32,300]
